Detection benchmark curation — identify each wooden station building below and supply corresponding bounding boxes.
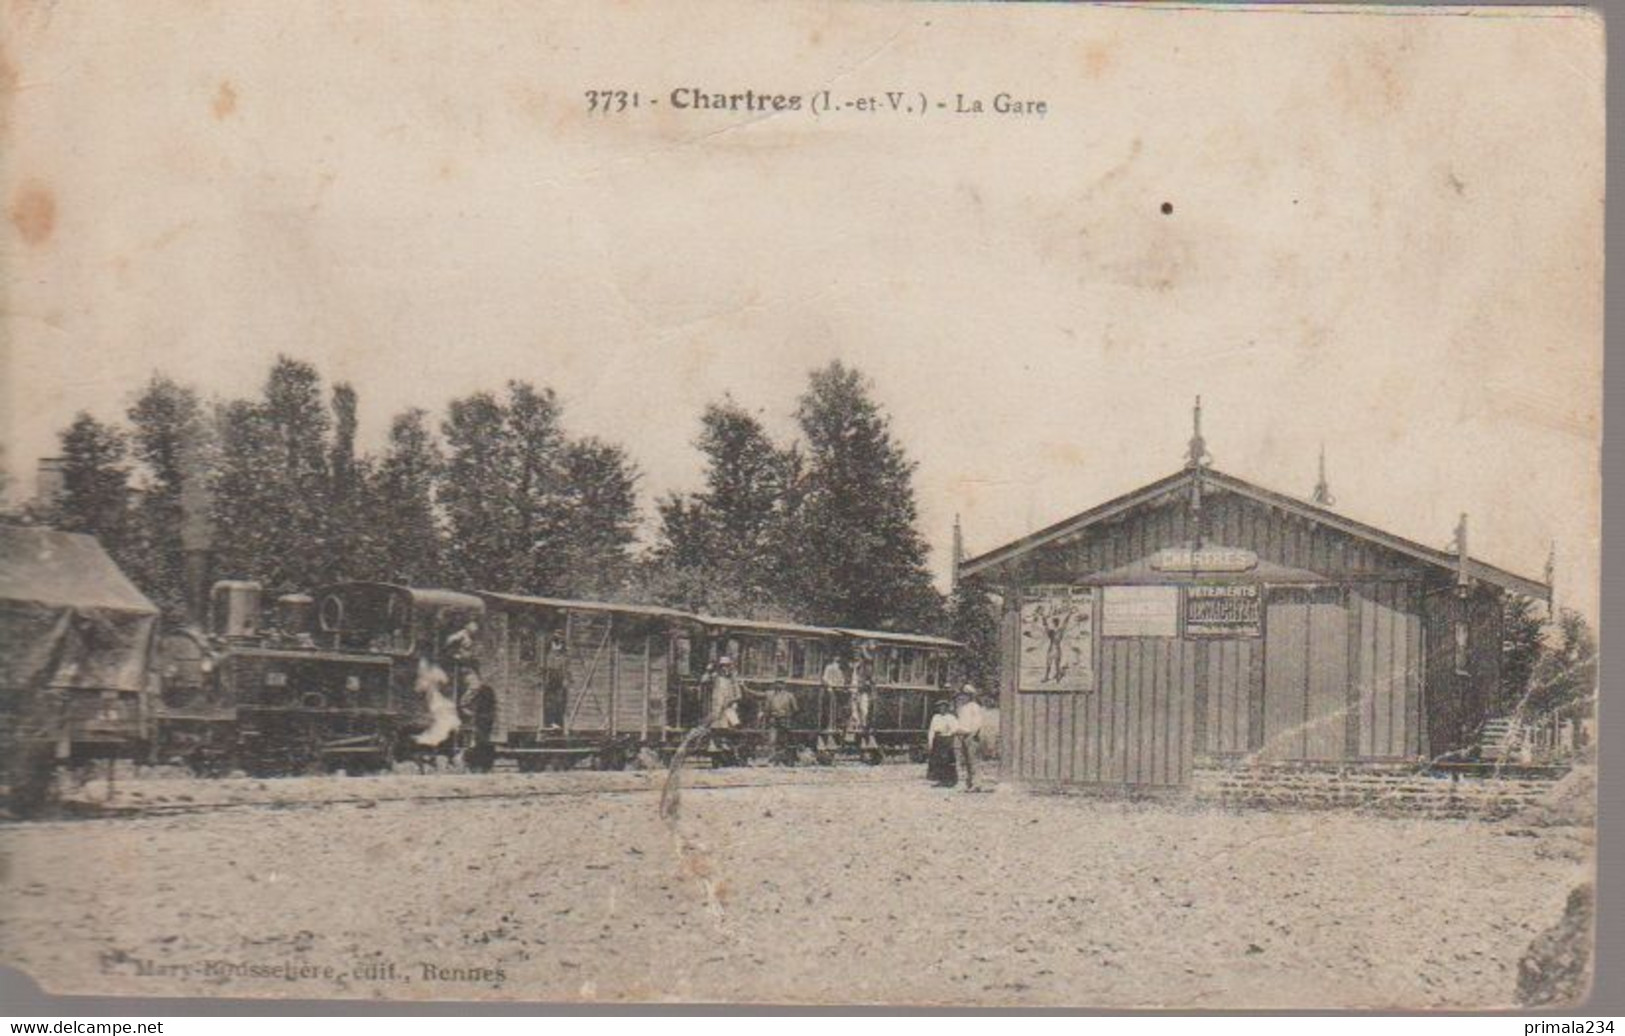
[958,404,1550,789]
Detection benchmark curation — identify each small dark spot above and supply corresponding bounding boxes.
[1160,201,1173,215]
[9,181,55,246]
[212,80,238,120]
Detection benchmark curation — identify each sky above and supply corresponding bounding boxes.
[1,1,1604,618]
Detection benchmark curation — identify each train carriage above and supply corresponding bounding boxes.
[473,593,697,770]
[2,527,159,813]
[836,627,960,756]
[212,579,963,772]
[691,616,961,764]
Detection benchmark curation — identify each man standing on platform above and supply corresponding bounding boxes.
[953,685,986,793]
[458,666,498,773]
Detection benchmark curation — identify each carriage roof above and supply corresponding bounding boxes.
[479,591,694,623]
[835,628,962,650]
[325,581,958,649]
[320,581,485,614]
[694,614,835,638]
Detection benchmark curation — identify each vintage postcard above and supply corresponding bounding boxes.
[0,0,1602,1010]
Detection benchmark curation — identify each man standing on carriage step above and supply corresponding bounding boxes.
[443,618,481,696]
[760,679,799,763]
[821,656,847,732]
[709,656,746,730]
[458,665,498,773]
[953,685,986,792]
[542,630,567,729]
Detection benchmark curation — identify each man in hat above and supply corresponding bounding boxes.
[457,665,498,773]
[709,656,746,730]
[753,679,799,764]
[953,684,986,792]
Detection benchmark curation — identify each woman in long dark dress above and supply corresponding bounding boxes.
[926,700,958,787]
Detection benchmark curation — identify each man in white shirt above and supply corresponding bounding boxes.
[710,657,746,729]
[953,685,986,792]
[821,657,847,730]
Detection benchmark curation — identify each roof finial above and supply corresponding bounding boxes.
[951,513,964,591]
[1311,443,1335,506]
[1185,396,1211,470]
[1544,539,1557,609]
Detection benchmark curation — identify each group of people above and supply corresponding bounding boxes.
[410,617,499,772]
[704,650,877,735]
[926,686,988,792]
[436,628,992,782]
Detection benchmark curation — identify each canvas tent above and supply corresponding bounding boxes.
[0,525,158,701]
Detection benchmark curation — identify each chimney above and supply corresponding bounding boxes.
[35,457,65,511]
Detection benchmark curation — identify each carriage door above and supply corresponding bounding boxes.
[1262,586,1349,760]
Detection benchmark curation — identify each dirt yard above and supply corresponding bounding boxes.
[0,766,1591,1008]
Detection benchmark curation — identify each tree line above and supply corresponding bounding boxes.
[18,356,1000,689]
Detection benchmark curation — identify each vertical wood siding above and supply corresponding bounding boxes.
[1001,485,1471,786]
[1010,637,1195,788]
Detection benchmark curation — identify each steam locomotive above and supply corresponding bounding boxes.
[147,579,961,776]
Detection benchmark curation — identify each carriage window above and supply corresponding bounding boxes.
[789,640,805,678]
[775,639,792,677]
[675,636,692,677]
[518,618,537,662]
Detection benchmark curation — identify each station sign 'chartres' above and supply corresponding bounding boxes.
[1184,584,1262,637]
[1150,546,1259,573]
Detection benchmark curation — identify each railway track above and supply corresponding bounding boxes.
[23,763,923,823]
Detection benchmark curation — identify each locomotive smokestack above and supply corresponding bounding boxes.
[179,442,215,628]
[182,549,213,628]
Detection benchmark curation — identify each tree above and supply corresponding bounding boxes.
[786,361,941,630]
[209,357,337,595]
[1528,608,1597,717]
[946,575,1001,694]
[125,376,212,621]
[652,399,797,614]
[441,382,573,594]
[1497,593,1548,715]
[556,437,640,598]
[51,412,133,559]
[360,407,446,586]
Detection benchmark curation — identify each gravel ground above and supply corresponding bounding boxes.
[0,767,1591,1008]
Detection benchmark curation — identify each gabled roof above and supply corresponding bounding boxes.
[958,466,1550,600]
[0,525,158,614]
